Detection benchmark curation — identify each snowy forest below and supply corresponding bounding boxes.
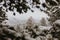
[0,0,60,40]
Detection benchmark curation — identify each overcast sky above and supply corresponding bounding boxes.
[2,0,50,26]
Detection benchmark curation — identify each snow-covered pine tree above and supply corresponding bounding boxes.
[26,16,34,29]
[40,18,47,26]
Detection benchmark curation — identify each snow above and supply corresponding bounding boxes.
[40,0,46,4]
[39,26,52,30]
[53,20,60,25]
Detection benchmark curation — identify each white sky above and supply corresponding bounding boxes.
[2,0,50,26]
